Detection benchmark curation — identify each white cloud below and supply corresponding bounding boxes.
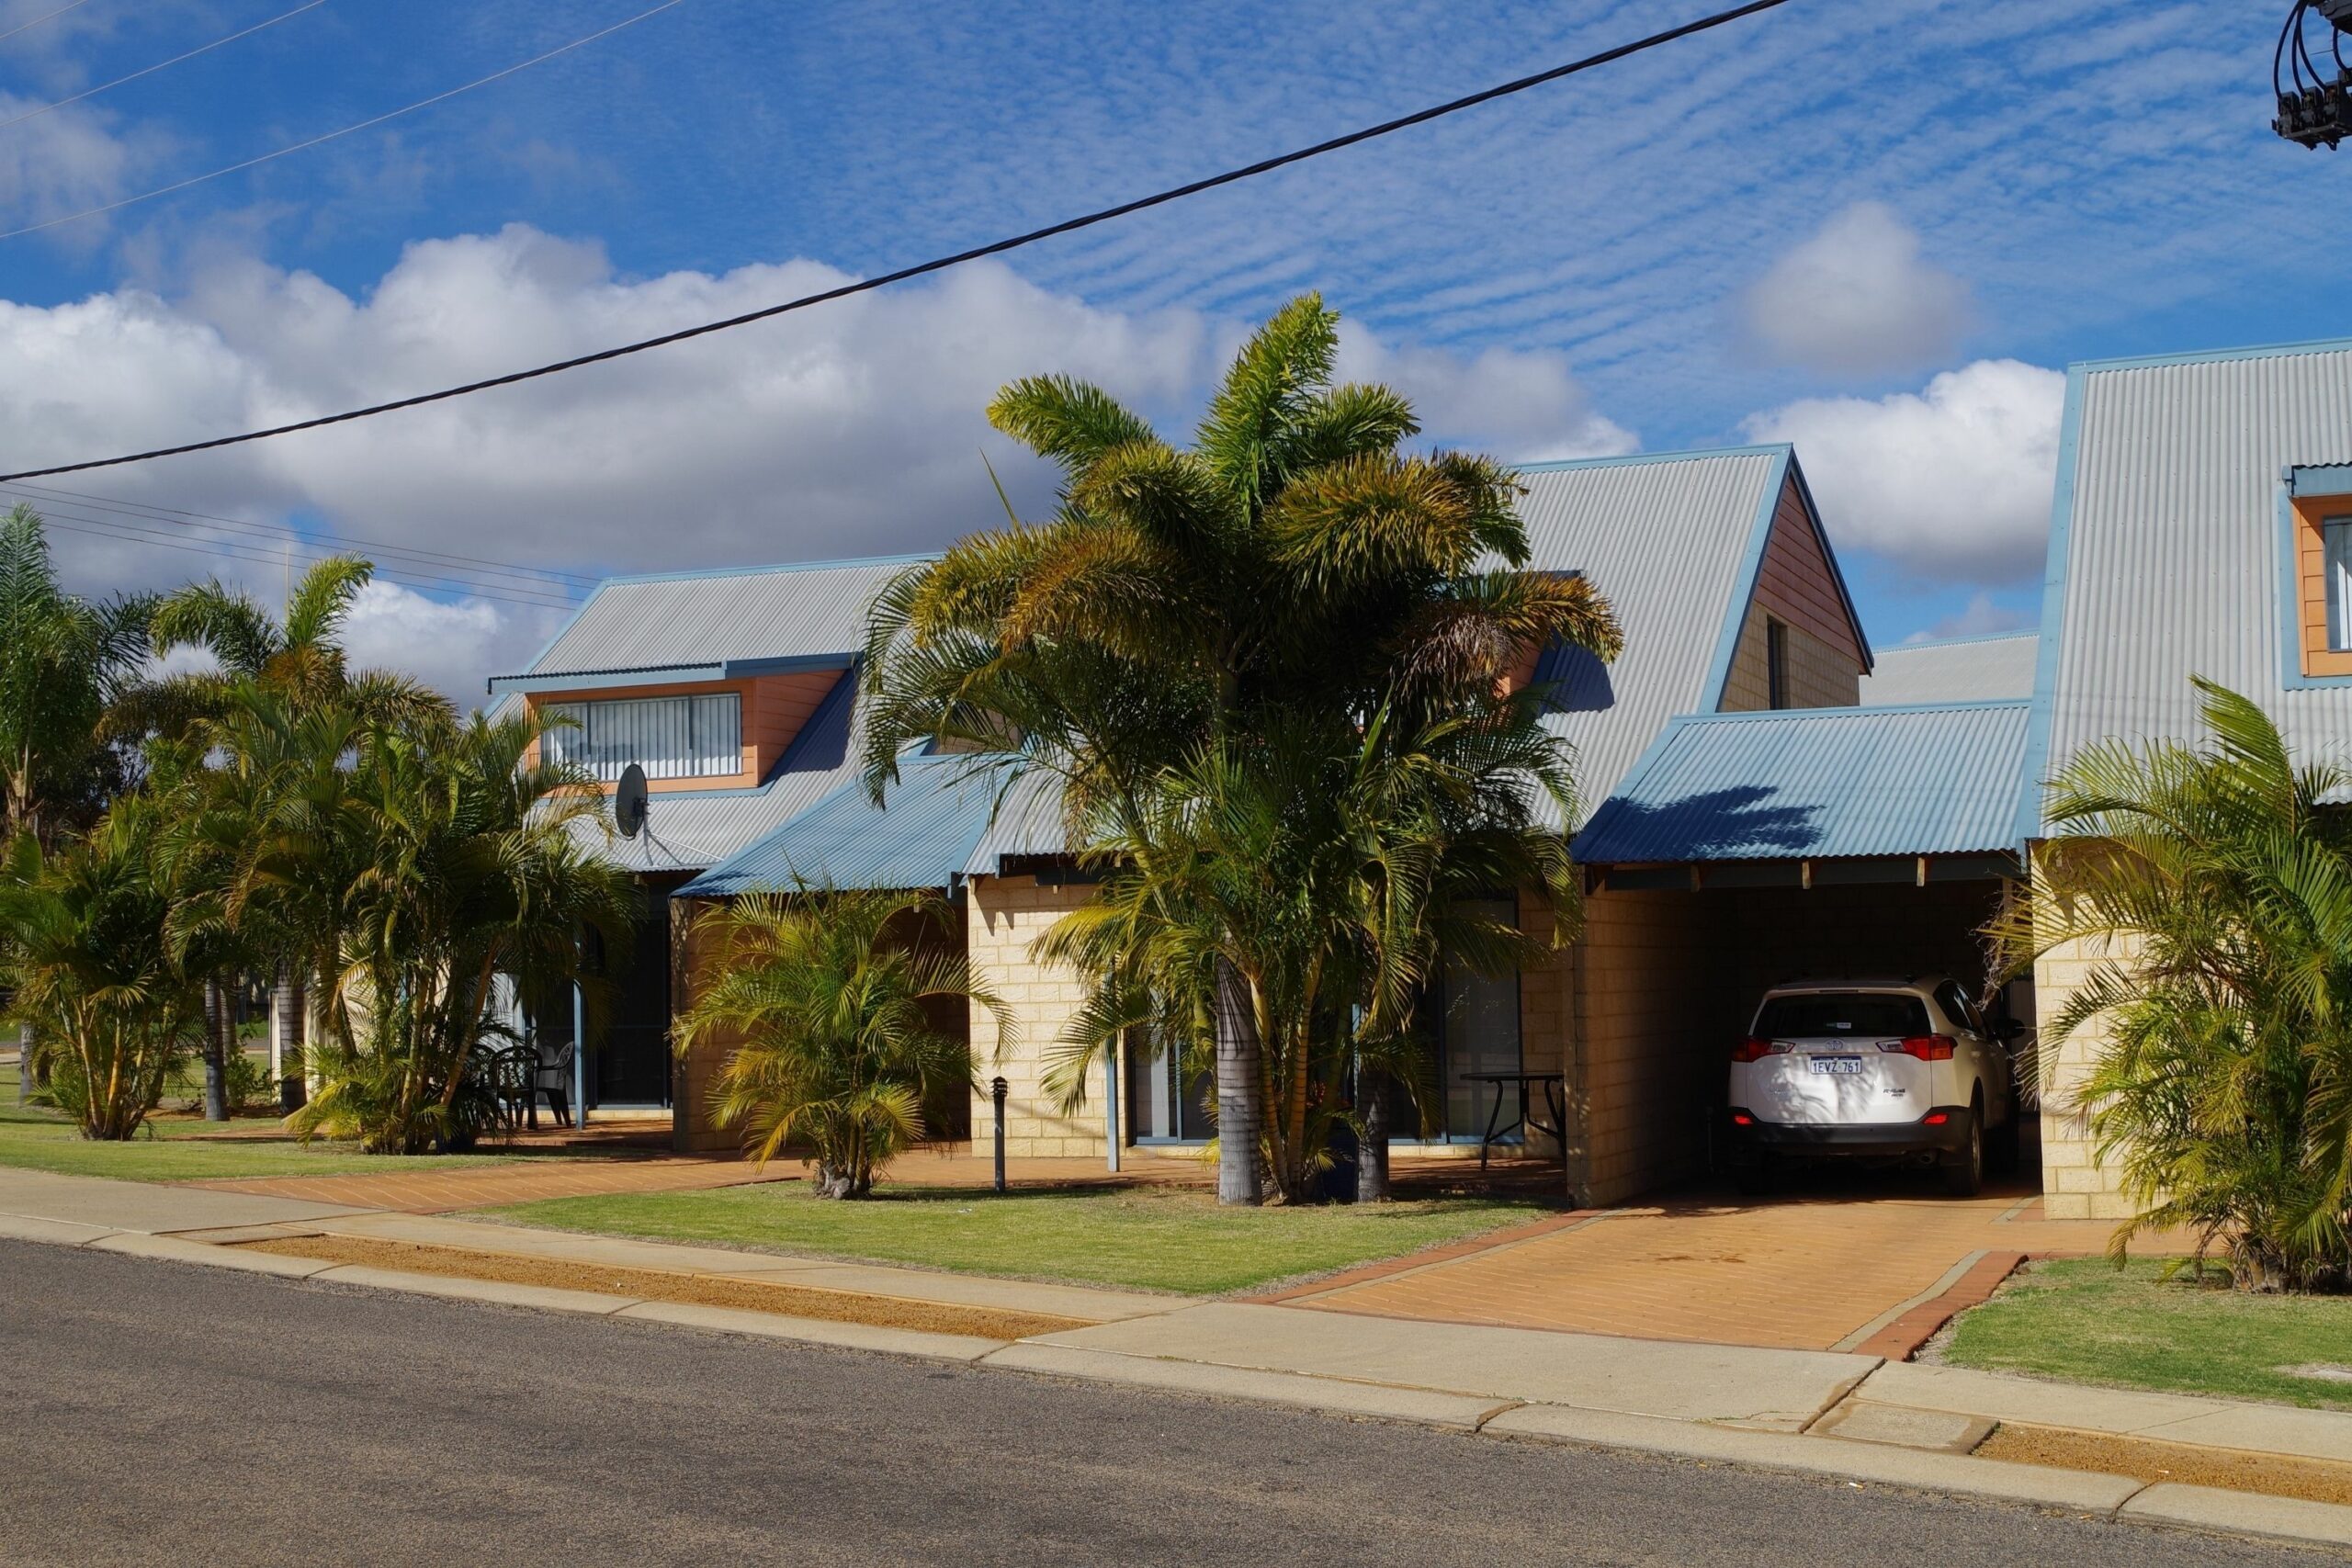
[1739,202,1972,378]
[339,580,552,708]
[1904,593,2038,644]
[1742,358,2066,587]
[0,226,1628,701]
[1336,328,1636,462]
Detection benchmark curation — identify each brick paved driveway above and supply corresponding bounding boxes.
[1265,1172,2188,1353]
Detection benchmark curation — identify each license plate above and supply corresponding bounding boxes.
[1807,1056,1864,1075]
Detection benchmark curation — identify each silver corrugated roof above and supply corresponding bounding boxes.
[679,752,1000,897]
[2024,341,2352,836]
[514,555,932,679]
[1518,447,1793,818]
[1860,633,2039,706]
[1575,703,2030,863]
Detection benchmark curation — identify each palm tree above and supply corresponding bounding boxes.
[863,295,1619,1202]
[127,556,448,1117]
[0,503,152,1105]
[1036,698,1578,1202]
[283,706,635,1154]
[0,798,203,1140]
[675,887,1012,1197]
[1996,678,2352,1291]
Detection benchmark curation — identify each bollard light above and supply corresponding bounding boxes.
[990,1076,1009,1194]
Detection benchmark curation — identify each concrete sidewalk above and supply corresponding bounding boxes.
[5,1166,2349,1552]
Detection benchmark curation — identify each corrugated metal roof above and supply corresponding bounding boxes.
[513,556,932,680]
[2028,341,2352,835]
[1860,633,2039,706]
[1572,702,2031,864]
[1517,447,1791,817]
[677,751,1000,897]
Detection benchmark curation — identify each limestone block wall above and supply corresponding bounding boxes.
[1568,886,1736,1205]
[2032,925,2141,1220]
[967,874,1112,1158]
[1514,886,1576,1163]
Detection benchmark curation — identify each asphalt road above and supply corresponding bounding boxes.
[0,1239,2316,1567]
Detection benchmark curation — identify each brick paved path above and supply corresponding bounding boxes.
[1268,1176,2192,1353]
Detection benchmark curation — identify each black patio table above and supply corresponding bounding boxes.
[1462,1070,1568,1173]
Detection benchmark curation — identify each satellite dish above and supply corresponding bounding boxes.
[615,763,649,840]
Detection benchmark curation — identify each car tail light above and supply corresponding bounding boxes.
[1887,1034,1957,1061]
[1730,1111,1756,1127]
[1922,1111,1950,1125]
[1731,1038,1787,1063]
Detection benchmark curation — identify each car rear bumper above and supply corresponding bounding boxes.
[1725,1108,1973,1160]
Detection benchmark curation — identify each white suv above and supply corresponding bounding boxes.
[1725,976,2018,1197]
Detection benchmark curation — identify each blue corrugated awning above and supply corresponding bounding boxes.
[674,751,1001,897]
[1570,701,2031,865]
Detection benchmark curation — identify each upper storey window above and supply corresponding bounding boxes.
[542,693,741,781]
[2289,470,2352,679]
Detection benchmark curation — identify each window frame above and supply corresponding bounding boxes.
[2285,483,2352,684]
[539,689,747,784]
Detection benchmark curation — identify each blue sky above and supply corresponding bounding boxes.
[0,0,2340,694]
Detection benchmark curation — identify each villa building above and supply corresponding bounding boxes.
[481,334,2352,1217]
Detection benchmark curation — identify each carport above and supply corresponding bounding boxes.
[1561,701,2034,1208]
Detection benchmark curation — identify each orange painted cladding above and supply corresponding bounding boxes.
[521,669,844,791]
[2292,493,2352,678]
[1750,475,1866,670]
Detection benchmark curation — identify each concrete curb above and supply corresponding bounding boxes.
[983,1342,1521,1429]
[615,1300,1007,1362]
[1486,1403,2144,1513]
[87,1232,343,1278]
[0,1212,120,1247]
[2121,1483,2352,1547]
[309,1263,640,1316]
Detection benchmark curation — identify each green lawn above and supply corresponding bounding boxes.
[492,1181,1549,1295]
[1943,1257,2352,1411]
[0,1061,514,1182]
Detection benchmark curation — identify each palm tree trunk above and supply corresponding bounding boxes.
[1356,1064,1392,1202]
[1211,958,1264,1206]
[272,964,298,1107]
[14,1021,30,1107]
[199,980,230,1121]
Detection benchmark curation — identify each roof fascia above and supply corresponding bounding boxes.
[1698,446,1795,710]
[591,551,942,589]
[1512,442,1786,475]
[2068,334,2352,374]
[2012,363,2089,848]
[1664,698,2031,724]
[1782,450,1874,671]
[2290,464,2352,496]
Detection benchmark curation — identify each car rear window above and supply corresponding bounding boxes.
[1753,993,1929,1039]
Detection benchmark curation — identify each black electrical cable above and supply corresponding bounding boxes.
[0,0,1792,484]
[0,479,603,589]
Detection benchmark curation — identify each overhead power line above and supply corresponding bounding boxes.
[0,0,688,241]
[0,0,94,47]
[0,0,1792,484]
[28,501,584,612]
[0,0,327,132]
[0,478,604,589]
[0,484,590,608]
